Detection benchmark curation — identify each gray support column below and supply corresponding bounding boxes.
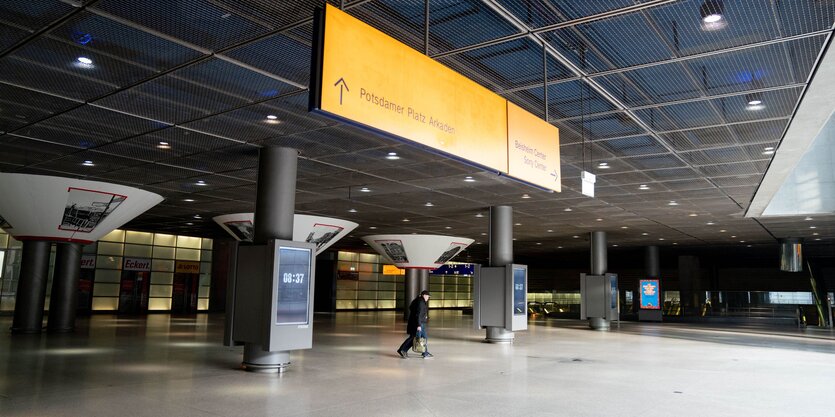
[486,205,514,342]
[11,241,52,334]
[418,269,429,296]
[244,146,298,373]
[47,242,83,333]
[404,268,420,321]
[589,231,609,330]
[645,246,660,279]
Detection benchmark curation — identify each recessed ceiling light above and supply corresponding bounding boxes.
[193,214,202,219]
[747,99,762,106]
[475,213,484,218]
[369,226,377,229]
[668,201,679,206]
[521,194,531,199]
[739,240,746,243]
[514,223,522,226]
[658,238,665,241]
[557,246,563,249]
[810,226,817,229]
[639,184,650,190]
[572,235,580,239]
[444,226,451,230]
[812,232,819,236]
[157,141,171,149]
[642,232,649,236]
[597,162,610,169]
[195,180,207,186]
[612,244,618,247]
[564,208,572,212]
[804,216,813,221]
[748,103,766,112]
[720,229,726,233]
[183,198,195,202]
[536,242,542,245]
[402,218,410,222]
[700,0,724,23]
[547,229,554,233]
[186,222,194,226]
[76,56,93,65]
[464,176,476,182]
[348,208,357,213]
[512,238,517,241]
[689,213,698,217]
[621,226,628,229]
[673,242,678,245]
[762,149,774,155]
[359,187,371,193]
[82,160,94,167]
[596,218,603,222]
[815,238,821,241]
[385,152,400,160]
[706,221,715,225]
[480,232,487,236]
[424,202,434,207]
[731,235,737,238]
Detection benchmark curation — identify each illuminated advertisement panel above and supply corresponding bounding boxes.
[640,279,661,310]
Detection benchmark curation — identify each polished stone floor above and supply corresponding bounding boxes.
[1,311,833,417]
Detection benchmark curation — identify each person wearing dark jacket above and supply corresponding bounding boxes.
[397,290,433,358]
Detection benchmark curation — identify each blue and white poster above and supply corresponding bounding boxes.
[640,279,661,310]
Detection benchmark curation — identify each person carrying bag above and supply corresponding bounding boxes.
[397,290,433,359]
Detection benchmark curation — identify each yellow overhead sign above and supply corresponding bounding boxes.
[311,4,559,192]
[507,102,561,191]
[382,265,405,275]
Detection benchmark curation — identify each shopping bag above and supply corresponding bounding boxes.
[411,336,427,353]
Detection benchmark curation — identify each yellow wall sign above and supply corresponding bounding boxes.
[507,102,561,191]
[311,4,559,192]
[382,265,405,275]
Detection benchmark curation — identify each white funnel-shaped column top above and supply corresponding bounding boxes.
[0,173,164,244]
[361,234,474,269]
[213,213,358,255]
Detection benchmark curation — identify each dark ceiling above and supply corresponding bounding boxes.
[1,0,834,262]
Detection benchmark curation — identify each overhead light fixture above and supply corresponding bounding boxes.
[547,229,554,232]
[689,213,698,217]
[445,226,452,229]
[745,91,763,108]
[475,213,484,218]
[564,207,573,212]
[402,218,410,222]
[266,114,278,120]
[706,221,715,226]
[612,244,618,247]
[536,242,542,245]
[638,184,650,190]
[700,0,725,24]
[812,232,819,236]
[359,186,371,192]
[81,160,94,167]
[815,238,821,241]
[731,235,737,238]
[557,246,563,249]
[658,238,665,241]
[739,240,746,243]
[521,194,531,199]
[809,226,817,229]
[481,232,487,236]
[195,180,207,186]
[804,216,813,221]
[369,226,377,229]
[597,162,610,169]
[720,229,726,233]
[621,226,628,229]
[183,198,195,202]
[76,56,94,67]
[673,242,678,245]
[348,208,357,213]
[668,201,679,206]
[157,141,171,149]
[514,223,522,226]
[642,232,649,236]
[385,152,400,160]
[424,202,434,207]
[572,235,580,239]
[464,176,476,182]
[193,214,202,219]
[186,222,194,226]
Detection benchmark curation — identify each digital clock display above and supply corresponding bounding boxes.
[276,246,312,325]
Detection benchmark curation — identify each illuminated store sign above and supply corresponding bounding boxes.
[311,4,560,192]
[640,279,661,310]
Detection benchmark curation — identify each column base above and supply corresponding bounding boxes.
[485,326,514,343]
[242,343,290,373]
[10,327,42,335]
[589,317,610,330]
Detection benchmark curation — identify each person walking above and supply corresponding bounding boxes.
[397,290,433,359]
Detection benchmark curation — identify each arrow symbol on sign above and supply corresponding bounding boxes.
[334,77,349,105]
[551,170,559,181]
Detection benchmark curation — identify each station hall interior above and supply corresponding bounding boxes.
[1,1,835,416]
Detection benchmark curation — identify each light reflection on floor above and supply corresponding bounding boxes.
[0,311,833,417]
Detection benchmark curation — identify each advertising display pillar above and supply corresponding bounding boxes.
[11,240,52,334]
[486,205,515,343]
[242,146,298,372]
[639,246,663,322]
[588,231,611,330]
[47,242,83,333]
[404,268,420,321]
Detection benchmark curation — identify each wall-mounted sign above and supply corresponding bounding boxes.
[175,261,201,274]
[431,263,475,276]
[310,5,560,192]
[123,257,151,272]
[80,254,96,269]
[640,279,661,310]
[581,171,596,198]
[382,265,405,275]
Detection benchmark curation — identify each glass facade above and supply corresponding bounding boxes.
[335,251,473,310]
[0,229,212,314]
